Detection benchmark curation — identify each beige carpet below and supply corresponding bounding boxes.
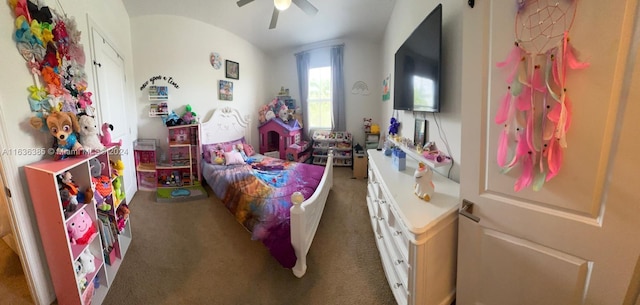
[103,167,395,305]
[0,238,32,305]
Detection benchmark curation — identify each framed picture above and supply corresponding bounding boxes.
[414,119,428,148]
[225,60,239,79]
[219,80,233,101]
[382,74,391,101]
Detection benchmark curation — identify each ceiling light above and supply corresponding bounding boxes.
[274,0,291,11]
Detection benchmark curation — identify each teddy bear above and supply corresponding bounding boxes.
[30,111,84,160]
[77,114,105,152]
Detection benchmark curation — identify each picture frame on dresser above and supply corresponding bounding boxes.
[414,119,428,148]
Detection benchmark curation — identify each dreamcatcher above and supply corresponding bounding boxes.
[495,0,589,191]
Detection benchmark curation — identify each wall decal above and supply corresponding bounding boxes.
[351,81,370,95]
[139,75,180,91]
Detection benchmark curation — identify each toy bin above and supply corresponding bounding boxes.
[391,149,406,171]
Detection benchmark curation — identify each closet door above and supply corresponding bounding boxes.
[90,28,136,198]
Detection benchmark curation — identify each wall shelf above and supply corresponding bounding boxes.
[388,138,450,169]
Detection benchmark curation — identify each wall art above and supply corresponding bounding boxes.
[219,80,233,101]
[225,60,239,80]
[495,0,588,191]
[351,81,370,95]
[210,52,222,69]
[382,74,390,101]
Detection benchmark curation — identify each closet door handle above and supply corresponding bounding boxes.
[459,199,480,223]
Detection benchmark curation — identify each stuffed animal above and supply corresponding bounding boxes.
[363,118,372,133]
[30,111,84,160]
[162,111,183,126]
[88,158,103,178]
[389,117,400,135]
[93,175,113,197]
[181,104,197,124]
[66,210,97,245]
[75,248,95,290]
[112,177,124,201]
[110,159,124,177]
[59,189,78,217]
[414,163,435,201]
[100,123,122,147]
[78,115,105,152]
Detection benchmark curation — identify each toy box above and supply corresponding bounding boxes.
[392,149,406,171]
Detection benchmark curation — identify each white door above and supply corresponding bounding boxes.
[91,28,136,200]
[458,1,640,304]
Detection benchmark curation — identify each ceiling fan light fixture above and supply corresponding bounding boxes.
[274,0,291,11]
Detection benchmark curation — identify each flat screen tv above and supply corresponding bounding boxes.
[393,3,442,112]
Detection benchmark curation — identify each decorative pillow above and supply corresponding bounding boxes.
[243,143,256,156]
[203,137,246,163]
[208,148,226,165]
[224,150,245,165]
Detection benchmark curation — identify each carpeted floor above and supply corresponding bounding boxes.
[0,238,32,305]
[103,167,395,305]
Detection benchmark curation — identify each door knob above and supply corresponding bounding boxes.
[459,199,480,223]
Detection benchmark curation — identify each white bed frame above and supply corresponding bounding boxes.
[200,107,333,278]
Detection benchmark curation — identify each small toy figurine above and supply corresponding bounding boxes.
[389,117,400,135]
[414,162,435,201]
[100,123,122,147]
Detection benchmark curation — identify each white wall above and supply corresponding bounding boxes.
[267,37,383,146]
[381,1,463,181]
[0,0,136,303]
[131,15,269,154]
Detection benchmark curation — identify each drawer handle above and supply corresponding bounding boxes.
[379,200,386,205]
[394,283,403,289]
[393,230,402,236]
[378,234,383,239]
[372,216,378,220]
[378,217,385,221]
[395,259,404,265]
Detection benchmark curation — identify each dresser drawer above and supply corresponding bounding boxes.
[374,222,409,305]
[378,218,409,288]
[386,205,410,260]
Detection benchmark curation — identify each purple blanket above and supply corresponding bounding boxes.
[203,157,325,267]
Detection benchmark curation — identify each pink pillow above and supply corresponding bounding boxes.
[224,150,245,165]
[243,143,256,156]
[203,137,246,163]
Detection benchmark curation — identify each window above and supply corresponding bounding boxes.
[307,66,332,129]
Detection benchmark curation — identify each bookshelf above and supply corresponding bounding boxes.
[148,85,169,117]
[25,145,131,305]
[312,130,352,166]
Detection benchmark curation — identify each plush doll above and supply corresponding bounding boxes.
[59,189,78,217]
[88,158,103,178]
[414,163,435,201]
[77,115,105,152]
[363,118,372,133]
[93,175,113,197]
[100,123,122,147]
[110,159,125,177]
[181,104,197,124]
[30,111,84,160]
[75,248,95,290]
[389,117,400,135]
[112,177,124,201]
[66,210,97,245]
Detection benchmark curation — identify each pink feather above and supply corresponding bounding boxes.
[564,96,573,132]
[546,139,563,181]
[506,131,527,168]
[552,53,561,87]
[496,44,523,68]
[566,44,590,70]
[514,153,534,192]
[497,129,509,167]
[516,85,532,111]
[495,91,512,124]
[531,66,546,92]
[547,103,561,122]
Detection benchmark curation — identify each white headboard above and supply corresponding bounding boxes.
[200,107,252,146]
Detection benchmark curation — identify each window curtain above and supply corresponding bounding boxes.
[330,45,346,131]
[295,51,311,139]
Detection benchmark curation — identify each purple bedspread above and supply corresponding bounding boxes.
[202,156,325,268]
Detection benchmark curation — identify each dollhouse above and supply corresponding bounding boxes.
[258,118,302,160]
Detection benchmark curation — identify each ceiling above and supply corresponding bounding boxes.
[123,0,396,55]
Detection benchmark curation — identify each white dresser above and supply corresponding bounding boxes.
[366,150,459,305]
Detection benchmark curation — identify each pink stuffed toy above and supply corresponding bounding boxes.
[67,210,97,245]
[100,123,122,147]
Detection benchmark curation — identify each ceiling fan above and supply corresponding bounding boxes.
[236,0,319,29]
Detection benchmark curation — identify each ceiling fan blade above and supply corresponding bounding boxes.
[269,7,279,29]
[292,0,318,16]
[236,0,254,7]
